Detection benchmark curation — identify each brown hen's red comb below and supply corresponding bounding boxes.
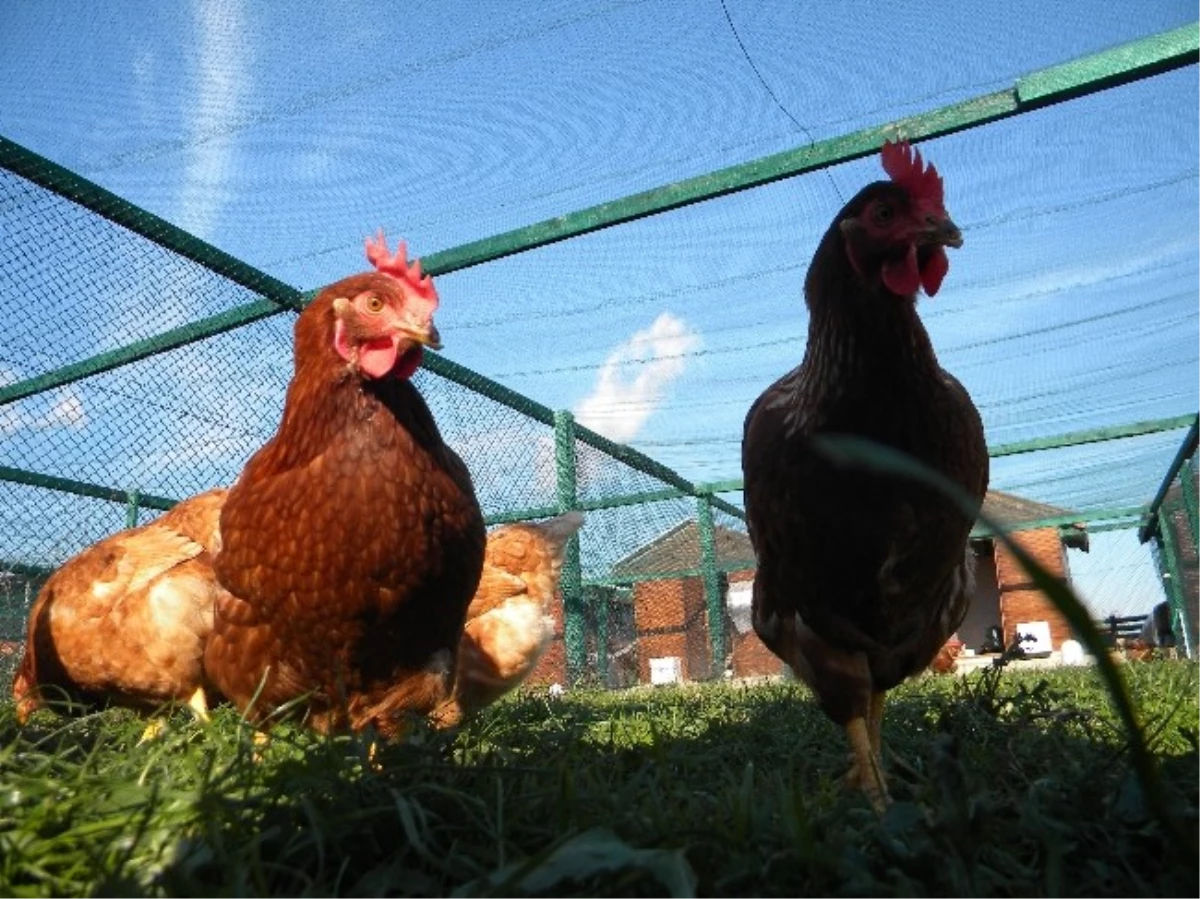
[364,230,439,303]
[881,140,944,209]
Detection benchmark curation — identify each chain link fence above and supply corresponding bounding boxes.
[0,139,757,690]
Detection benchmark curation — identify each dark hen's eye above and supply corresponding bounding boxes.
[365,296,385,313]
[872,203,894,226]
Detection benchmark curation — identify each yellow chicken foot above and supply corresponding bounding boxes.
[138,718,167,744]
[845,715,889,813]
[186,685,211,724]
[137,687,211,744]
[249,729,270,763]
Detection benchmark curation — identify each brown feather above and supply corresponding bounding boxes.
[204,274,485,738]
[11,489,227,722]
[430,512,583,727]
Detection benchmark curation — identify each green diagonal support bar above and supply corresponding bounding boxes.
[0,299,284,406]
[572,422,745,521]
[988,414,1198,458]
[419,23,1198,275]
[420,353,554,426]
[3,23,1194,411]
[421,355,745,520]
[0,137,305,311]
[1139,416,1200,542]
[1016,23,1198,104]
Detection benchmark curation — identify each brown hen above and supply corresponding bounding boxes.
[11,488,227,724]
[741,141,988,810]
[430,511,584,727]
[204,234,485,737]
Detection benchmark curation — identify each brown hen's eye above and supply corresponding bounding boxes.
[365,296,384,313]
[872,204,894,225]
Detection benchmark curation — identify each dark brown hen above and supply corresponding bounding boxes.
[204,234,485,738]
[741,141,988,810]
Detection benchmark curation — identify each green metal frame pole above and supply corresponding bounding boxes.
[125,489,141,529]
[696,493,725,678]
[1156,501,1192,659]
[1139,416,1200,542]
[1176,456,1195,657]
[594,589,609,686]
[1179,455,1199,556]
[554,409,586,683]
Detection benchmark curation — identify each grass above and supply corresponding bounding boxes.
[0,660,1196,897]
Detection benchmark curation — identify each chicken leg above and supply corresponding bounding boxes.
[844,690,889,812]
[137,685,212,743]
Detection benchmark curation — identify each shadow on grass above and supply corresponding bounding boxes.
[6,662,1183,897]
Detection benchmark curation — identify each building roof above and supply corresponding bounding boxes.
[612,519,754,578]
[979,490,1090,551]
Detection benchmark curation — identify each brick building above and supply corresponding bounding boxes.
[611,520,759,683]
[1150,473,1198,656]
[608,489,1092,684]
[962,491,1089,656]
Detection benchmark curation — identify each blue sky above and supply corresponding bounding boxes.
[0,1,1196,617]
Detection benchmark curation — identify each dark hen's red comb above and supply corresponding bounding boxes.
[364,231,439,304]
[881,140,944,209]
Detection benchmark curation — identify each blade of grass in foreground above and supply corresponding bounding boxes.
[810,433,1195,862]
[453,826,697,898]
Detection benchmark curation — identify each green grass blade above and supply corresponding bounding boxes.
[810,433,1194,860]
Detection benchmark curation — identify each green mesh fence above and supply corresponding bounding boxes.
[1,22,1197,688]
[0,145,750,686]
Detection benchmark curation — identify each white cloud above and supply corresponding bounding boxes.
[178,0,249,239]
[0,405,22,438]
[996,237,1195,301]
[0,366,26,436]
[0,368,89,436]
[574,312,701,443]
[40,386,88,431]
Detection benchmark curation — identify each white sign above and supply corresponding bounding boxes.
[649,656,682,684]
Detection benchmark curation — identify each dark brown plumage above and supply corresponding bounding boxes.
[204,235,485,738]
[741,141,988,809]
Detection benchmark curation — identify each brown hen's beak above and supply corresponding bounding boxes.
[924,217,963,249]
[398,321,443,351]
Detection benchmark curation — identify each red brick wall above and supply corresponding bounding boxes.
[995,528,1074,651]
[730,632,785,677]
[633,578,711,682]
[525,588,566,685]
[725,570,785,677]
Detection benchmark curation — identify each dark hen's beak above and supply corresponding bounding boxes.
[923,216,963,249]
